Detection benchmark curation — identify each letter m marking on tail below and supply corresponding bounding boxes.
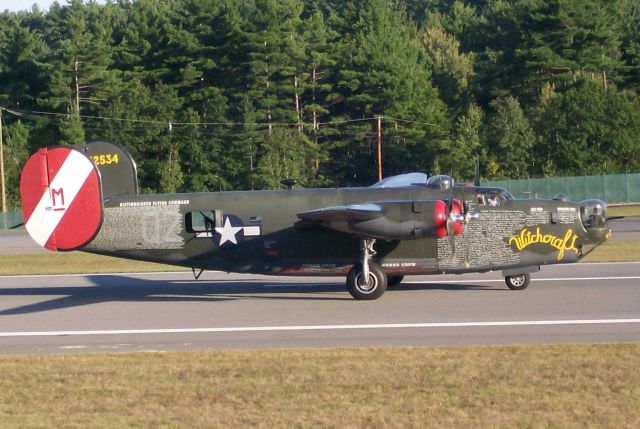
[51,188,65,211]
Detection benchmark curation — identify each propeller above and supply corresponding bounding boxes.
[445,174,465,259]
[445,173,479,267]
[446,175,456,257]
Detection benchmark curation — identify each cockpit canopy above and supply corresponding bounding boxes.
[370,172,428,188]
[475,188,514,207]
[370,173,456,190]
[426,175,453,190]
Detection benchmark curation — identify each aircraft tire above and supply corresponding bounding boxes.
[347,262,387,300]
[505,273,530,290]
[387,275,405,287]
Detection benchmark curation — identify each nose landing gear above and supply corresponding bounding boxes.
[505,273,530,290]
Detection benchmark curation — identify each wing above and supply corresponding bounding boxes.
[297,203,385,222]
[297,200,449,240]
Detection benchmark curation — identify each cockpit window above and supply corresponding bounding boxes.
[476,189,512,207]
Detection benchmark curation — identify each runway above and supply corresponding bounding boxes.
[1,262,639,354]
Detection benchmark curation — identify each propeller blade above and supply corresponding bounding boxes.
[607,216,625,221]
[446,173,454,215]
[462,186,468,216]
[447,216,456,257]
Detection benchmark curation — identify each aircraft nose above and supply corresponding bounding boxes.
[579,199,610,243]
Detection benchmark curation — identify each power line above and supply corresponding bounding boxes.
[1,107,439,129]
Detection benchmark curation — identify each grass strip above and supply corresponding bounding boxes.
[0,344,638,428]
[0,252,185,275]
[608,204,640,217]
[581,240,640,262]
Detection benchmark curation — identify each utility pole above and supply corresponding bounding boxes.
[0,107,6,217]
[377,116,383,181]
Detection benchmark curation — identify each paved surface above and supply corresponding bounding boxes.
[609,217,640,241]
[1,262,639,355]
[0,230,47,255]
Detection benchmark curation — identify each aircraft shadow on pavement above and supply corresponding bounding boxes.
[0,274,505,316]
[0,275,355,315]
[391,282,501,292]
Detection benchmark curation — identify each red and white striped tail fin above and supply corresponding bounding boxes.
[20,146,103,251]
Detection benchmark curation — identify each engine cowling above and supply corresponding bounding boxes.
[344,199,465,240]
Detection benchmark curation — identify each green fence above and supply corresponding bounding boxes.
[487,173,640,203]
[0,211,22,230]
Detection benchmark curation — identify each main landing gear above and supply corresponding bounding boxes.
[346,238,387,300]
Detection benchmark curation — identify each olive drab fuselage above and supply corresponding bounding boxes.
[83,184,605,277]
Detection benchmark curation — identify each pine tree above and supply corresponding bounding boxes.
[0,19,49,110]
[420,24,475,112]
[440,104,483,180]
[42,0,117,145]
[486,96,535,178]
[332,0,447,183]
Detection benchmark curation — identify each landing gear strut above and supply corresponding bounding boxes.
[346,238,387,300]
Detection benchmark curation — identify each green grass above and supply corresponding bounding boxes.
[0,345,638,428]
[0,252,185,275]
[608,204,640,217]
[582,240,640,262]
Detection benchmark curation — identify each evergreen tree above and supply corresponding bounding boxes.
[0,19,49,110]
[540,80,640,174]
[0,0,638,194]
[420,23,475,112]
[439,104,483,180]
[486,96,535,178]
[42,0,117,145]
[333,0,447,183]
[254,128,318,189]
[514,0,621,97]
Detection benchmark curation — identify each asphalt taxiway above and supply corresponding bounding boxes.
[1,262,639,355]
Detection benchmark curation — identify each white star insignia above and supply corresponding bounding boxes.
[215,217,243,245]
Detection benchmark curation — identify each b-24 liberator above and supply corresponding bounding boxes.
[20,142,611,300]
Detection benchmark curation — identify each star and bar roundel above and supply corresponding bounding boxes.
[196,214,261,248]
[20,146,103,251]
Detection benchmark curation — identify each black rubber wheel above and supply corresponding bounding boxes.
[505,273,530,290]
[387,275,405,287]
[346,262,387,300]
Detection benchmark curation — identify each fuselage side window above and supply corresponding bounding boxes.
[186,211,216,233]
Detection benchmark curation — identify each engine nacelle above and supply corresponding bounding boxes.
[346,199,464,240]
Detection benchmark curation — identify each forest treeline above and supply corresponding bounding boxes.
[1,0,640,207]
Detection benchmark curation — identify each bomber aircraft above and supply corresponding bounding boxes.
[20,142,611,300]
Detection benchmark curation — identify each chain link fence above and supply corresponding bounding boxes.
[0,211,23,230]
[487,173,640,203]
